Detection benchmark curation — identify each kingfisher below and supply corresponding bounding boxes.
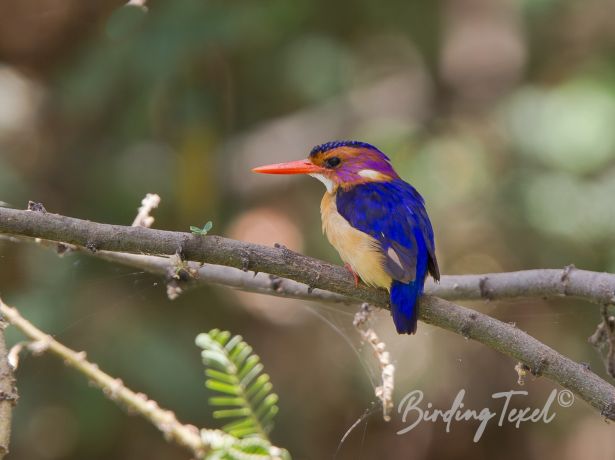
[252,141,439,334]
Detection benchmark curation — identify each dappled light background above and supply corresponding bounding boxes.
[1,0,615,458]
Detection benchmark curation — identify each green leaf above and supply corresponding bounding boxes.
[196,329,281,442]
[206,369,237,385]
[209,396,244,407]
[203,431,292,460]
[213,408,252,419]
[245,375,270,399]
[206,380,241,395]
[190,221,214,235]
[238,355,260,380]
[202,350,232,370]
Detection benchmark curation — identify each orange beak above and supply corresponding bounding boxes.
[252,159,324,175]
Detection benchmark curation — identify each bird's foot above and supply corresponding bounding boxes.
[344,263,360,288]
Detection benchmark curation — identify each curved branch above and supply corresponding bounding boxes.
[0,299,207,457]
[1,206,615,420]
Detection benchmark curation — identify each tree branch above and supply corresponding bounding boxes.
[0,319,16,459]
[0,298,208,457]
[433,266,615,307]
[2,207,614,307]
[1,206,615,420]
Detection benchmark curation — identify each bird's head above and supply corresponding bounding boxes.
[252,140,399,192]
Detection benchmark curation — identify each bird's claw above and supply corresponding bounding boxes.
[344,263,360,288]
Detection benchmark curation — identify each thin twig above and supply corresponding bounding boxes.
[1,206,615,420]
[0,298,210,457]
[354,304,394,421]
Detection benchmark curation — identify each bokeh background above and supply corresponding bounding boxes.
[1,0,615,458]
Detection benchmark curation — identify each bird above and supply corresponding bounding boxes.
[252,140,439,334]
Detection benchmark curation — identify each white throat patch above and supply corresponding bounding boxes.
[309,173,335,193]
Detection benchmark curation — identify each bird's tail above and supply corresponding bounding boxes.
[390,279,424,334]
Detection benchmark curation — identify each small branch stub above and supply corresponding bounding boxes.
[132,193,160,228]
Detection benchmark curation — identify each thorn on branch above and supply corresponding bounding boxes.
[7,338,52,368]
[27,201,46,213]
[7,342,26,370]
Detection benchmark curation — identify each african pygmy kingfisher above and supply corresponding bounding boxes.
[252,141,439,334]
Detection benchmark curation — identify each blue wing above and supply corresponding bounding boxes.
[336,180,439,334]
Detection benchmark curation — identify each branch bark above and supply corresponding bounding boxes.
[1,206,615,420]
[2,207,615,307]
[0,320,16,459]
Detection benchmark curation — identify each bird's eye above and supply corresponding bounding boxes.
[325,157,341,168]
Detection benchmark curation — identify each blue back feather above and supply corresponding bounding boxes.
[336,179,439,334]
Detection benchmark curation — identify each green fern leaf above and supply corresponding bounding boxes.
[196,329,280,440]
[201,430,291,460]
